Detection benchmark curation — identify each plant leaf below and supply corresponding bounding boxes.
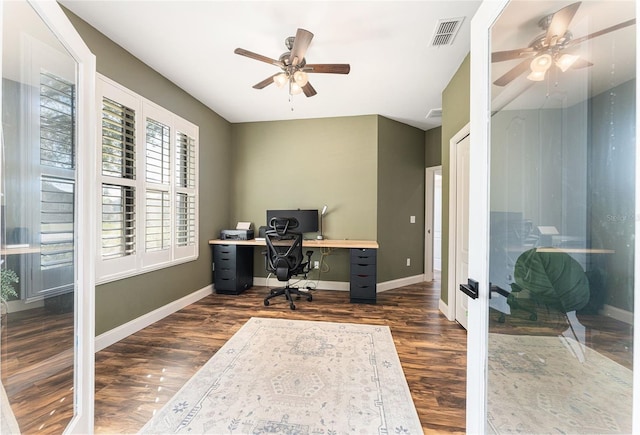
[513,248,590,312]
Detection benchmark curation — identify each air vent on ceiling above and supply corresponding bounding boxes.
[426,108,442,120]
[430,17,464,46]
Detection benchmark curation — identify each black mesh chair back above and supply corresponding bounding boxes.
[263,217,313,310]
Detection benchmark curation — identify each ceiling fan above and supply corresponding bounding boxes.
[234,28,350,97]
[492,2,635,87]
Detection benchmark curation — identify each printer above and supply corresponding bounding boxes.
[220,222,254,240]
[220,229,254,240]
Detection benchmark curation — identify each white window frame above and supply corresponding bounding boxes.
[95,74,199,284]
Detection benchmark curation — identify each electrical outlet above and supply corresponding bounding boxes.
[406,258,411,267]
[314,261,320,269]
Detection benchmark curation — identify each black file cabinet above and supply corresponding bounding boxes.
[212,244,253,294]
[350,248,377,304]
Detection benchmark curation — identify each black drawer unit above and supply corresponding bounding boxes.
[350,248,377,304]
[212,244,253,294]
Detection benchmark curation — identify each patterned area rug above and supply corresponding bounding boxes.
[488,333,632,434]
[140,317,422,434]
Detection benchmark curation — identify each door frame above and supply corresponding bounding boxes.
[445,123,470,322]
[467,0,640,432]
[467,1,506,432]
[424,165,442,283]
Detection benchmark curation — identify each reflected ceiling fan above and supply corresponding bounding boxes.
[492,2,635,86]
[234,28,350,97]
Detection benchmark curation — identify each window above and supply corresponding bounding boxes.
[96,75,198,283]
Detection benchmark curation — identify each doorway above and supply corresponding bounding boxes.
[424,166,442,282]
[447,124,470,329]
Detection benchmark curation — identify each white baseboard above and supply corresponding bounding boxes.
[600,304,633,325]
[376,274,425,292]
[254,277,349,291]
[255,274,425,293]
[95,285,213,352]
[5,298,44,312]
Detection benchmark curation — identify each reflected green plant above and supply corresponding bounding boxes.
[1,268,19,302]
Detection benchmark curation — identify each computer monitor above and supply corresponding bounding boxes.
[266,209,319,234]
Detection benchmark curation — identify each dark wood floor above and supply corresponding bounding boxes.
[1,306,75,434]
[2,278,633,434]
[94,280,469,434]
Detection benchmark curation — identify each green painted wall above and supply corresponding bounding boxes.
[377,116,425,282]
[425,126,442,167]
[230,116,378,239]
[64,9,232,335]
[230,116,378,282]
[440,54,470,305]
[231,115,425,283]
[588,79,635,312]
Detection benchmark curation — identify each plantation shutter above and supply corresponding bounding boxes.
[144,117,171,253]
[100,97,136,259]
[145,189,170,252]
[95,75,199,283]
[175,131,196,247]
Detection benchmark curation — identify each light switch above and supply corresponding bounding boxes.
[410,215,416,224]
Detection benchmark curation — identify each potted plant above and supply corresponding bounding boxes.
[1,267,18,317]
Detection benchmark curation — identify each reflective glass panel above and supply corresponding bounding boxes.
[2,1,79,432]
[488,1,635,433]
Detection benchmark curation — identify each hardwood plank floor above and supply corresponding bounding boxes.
[94,279,469,434]
[1,307,75,434]
[2,277,632,434]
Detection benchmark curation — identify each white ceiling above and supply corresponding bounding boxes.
[59,0,482,131]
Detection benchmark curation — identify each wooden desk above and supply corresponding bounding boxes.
[209,238,379,249]
[209,238,379,303]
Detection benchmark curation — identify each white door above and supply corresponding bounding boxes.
[468,0,637,433]
[1,1,96,433]
[455,134,470,329]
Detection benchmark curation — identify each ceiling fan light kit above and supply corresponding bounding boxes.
[556,53,579,72]
[234,28,350,99]
[491,2,636,87]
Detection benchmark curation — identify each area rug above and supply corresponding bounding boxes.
[140,317,422,434]
[487,333,632,434]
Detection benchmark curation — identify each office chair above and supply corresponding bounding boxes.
[263,217,314,310]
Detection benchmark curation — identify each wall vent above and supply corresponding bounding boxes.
[426,108,443,120]
[430,17,464,46]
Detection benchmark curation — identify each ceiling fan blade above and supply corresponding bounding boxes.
[545,2,581,46]
[493,58,532,87]
[234,48,283,68]
[304,64,351,74]
[568,19,636,47]
[252,74,279,89]
[492,47,536,63]
[290,28,314,66]
[302,82,317,97]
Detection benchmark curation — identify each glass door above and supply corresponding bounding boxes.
[470,0,636,433]
[1,1,95,433]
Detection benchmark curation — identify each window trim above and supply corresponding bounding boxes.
[95,74,199,284]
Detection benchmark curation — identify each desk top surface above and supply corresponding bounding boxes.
[209,238,378,249]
